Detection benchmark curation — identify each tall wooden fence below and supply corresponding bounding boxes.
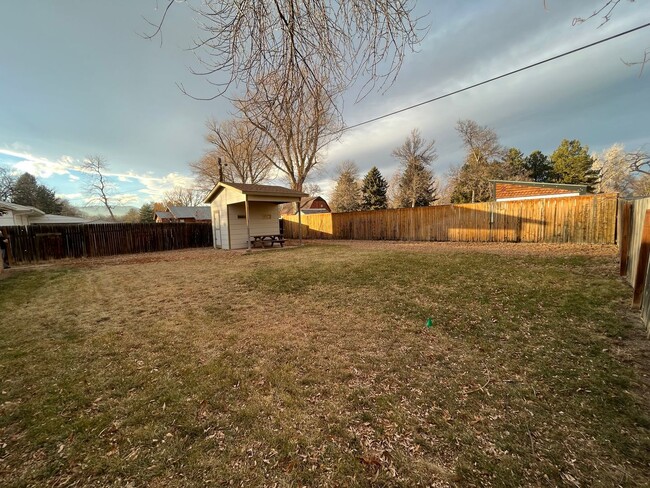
[1,223,213,264]
[617,197,650,336]
[283,194,618,244]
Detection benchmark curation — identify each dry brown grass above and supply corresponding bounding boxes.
[0,242,648,487]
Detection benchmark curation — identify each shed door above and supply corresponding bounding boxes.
[212,210,221,248]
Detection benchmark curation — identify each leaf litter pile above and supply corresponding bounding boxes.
[0,242,648,487]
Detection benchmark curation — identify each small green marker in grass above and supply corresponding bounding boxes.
[426,317,433,328]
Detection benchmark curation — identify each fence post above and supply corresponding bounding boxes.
[632,209,650,308]
[619,201,632,277]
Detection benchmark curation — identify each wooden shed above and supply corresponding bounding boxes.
[203,182,307,250]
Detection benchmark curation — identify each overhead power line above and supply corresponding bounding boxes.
[342,21,650,133]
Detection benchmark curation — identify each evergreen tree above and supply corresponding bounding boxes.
[392,129,437,207]
[500,148,528,180]
[12,173,40,207]
[139,203,155,222]
[524,150,553,182]
[330,161,361,212]
[550,139,598,187]
[360,166,388,210]
[12,172,64,214]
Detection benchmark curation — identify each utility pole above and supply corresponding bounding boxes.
[218,157,224,183]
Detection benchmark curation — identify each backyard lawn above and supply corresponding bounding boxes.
[0,242,648,487]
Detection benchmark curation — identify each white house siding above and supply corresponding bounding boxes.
[227,202,280,249]
[0,211,30,226]
[0,211,15,226]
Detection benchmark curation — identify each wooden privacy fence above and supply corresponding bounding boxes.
[618,197,650,336]
[283,194,618,244]
[1,223,213,264]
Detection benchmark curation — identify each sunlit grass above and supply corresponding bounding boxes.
[0,243,648,487]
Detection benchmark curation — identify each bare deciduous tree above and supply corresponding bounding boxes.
[450,120,506,203]
[236,73,340,191]
[625,149,650,175]
[191,118,272,189]
[569,0,647,75]
[147,1,426,103]
[0,165,16,201]
[593,143,634,195]
[456,120,504,166]
[303,183,322,197]
[81,155,118,221]
[190,152,222,193]
[162,187,206,207]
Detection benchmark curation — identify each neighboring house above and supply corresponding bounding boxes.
[155,206,211,223]
[0,201,97,225]
[279,195,331,215]
[0,201,45,226]
[299,196,331,215]
[154,211,174,223]
[490,180,589,202]
[204,182,307,250]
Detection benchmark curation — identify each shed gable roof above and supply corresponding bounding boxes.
[204,182,307,203]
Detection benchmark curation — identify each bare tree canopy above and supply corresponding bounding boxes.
[0,165,16,201]
[569,0,648,75]
[455,120,504,166]
[162,187,206,207]
[148,0,427,101]
[192,118,272,188]
[81,155,118,221]
[236,74,339,190]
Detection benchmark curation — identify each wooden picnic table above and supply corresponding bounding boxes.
[250,234,286,248]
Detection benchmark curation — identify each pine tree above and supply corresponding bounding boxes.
[392,129,437,207]
[500,148,528,180]
[550,139,598,188]
[139,203,155,223]
[360,166,388,210]
[330,161,361,212]
[524,150,553,182]
[12,172,63,214]
[11,173,39,207]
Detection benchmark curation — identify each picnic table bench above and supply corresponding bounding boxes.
[250,234,286,248]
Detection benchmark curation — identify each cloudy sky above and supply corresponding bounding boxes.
[1,1,649,206]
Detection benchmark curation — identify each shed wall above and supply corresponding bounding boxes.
[227,202,280,249]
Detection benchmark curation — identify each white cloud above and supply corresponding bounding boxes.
[0,148,74,178]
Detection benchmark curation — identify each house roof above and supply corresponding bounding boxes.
[300,196,331,208]
[168,206,211,220]
[204,182,307,203]
[0,201,46,216]
[29,214,93,225]
[155,211,174,220]
[489,180,588,191]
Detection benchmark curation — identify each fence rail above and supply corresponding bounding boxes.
[1,223,213,264]
[283,194,618,244]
